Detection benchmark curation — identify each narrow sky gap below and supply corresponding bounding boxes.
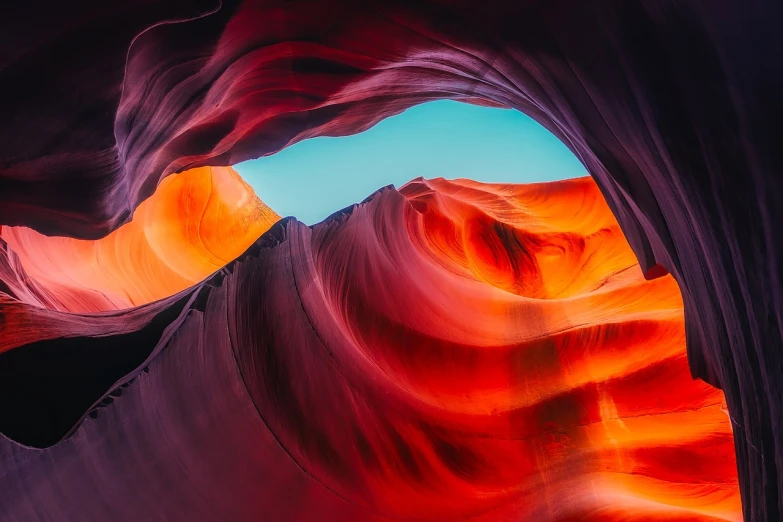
[234,100,588,225]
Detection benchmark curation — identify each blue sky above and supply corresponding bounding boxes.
[234,100,587,225]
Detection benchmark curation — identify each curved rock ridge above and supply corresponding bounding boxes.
[0,178,740,521]
[0,165,279,313]
[3,2,781,517]
[2,6,780,517]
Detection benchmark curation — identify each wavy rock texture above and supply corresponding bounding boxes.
[1,1,780,518]
[0,165,278,313]
[0,178,740,521]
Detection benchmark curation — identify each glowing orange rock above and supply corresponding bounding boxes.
[0,166,279,312]
[253,177,739,520]
[0,176,740,521]
[279,178,741,521]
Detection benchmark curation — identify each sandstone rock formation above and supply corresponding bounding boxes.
[0,177,741,520]
[2,1,780,518]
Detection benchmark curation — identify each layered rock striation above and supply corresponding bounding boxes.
[0,178,741,521]
[2,2,780,517]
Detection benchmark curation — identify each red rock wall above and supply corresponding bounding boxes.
[0,166,278,313]
[0,177,741,520]
[1,1,781,519]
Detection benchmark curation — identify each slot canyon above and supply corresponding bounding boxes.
[0,1,780,521]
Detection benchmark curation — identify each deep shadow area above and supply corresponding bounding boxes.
[0,296,193,447]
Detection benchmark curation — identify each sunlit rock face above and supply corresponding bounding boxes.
[0,166,278,313]
[0,177,740,521]
[2,1,780,518]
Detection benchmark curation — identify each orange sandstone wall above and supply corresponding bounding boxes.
[0,176,740,521]
[1,166,279,312]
